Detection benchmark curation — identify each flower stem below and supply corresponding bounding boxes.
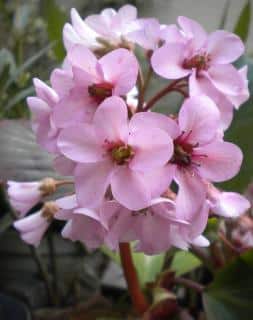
[143,79,187,111]
[173,277,205,293]
[119,242,149,315]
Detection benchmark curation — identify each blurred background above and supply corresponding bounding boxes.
[0,1,252,319]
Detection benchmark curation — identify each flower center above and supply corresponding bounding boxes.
[171,141,194,167]
[183,53,210,71]
[110,144,134,165]
[88,82,113,103]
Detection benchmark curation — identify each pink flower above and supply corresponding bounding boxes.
[126,19,177,51]
[14,202,59,247]
[151,16,245,104]
[27,78,59,153]
[58,96,174,210]
[207,184,250,218]
[7,179,56,217]
[134,95,243,219]
[55,195,111,249]
[103,199,209,255]
[84,5,138,47]
[52,46,139,128]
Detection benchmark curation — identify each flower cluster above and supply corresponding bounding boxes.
[8,5,250,254]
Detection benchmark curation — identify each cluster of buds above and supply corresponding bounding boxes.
[8,5,251,254]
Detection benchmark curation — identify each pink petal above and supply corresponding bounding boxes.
[93,96,129,143]
[189,72,234,130]
[58,124,104,163]
[67,44,98,75]
[52,88,95,128]
[160,24,186,43]
[129,127,173,171]
[151,43,191,79]
[195,141,243,182]
[177,16,207,49]
[207,31,244,64]
[118,4,137,22]
[14,211,45,233]
[207,64,244,95]
[27,97,51,122]
[178,95,220,145]
[211,192,250,218]
[142,165,175,198]
[33,78,58,106]
[50,69,73,98]
[75,161,113,208]
[99,49,139,96]
[191,235,209,247]
[56,195,77,210]
[111,166,151,210]
[63,23,82,50]
[175,167,206,220]
[130,111,180,139]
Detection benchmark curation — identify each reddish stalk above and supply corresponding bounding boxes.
[119,242,149,315]
[173,277,205,293]
[143,79,187,111]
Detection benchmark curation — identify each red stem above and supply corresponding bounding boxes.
[143,79,187,111]
[119,242,149,315]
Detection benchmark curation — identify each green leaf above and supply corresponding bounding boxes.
[220,56,253,192]
[234,0,251,42]
[5,85,34,111]
[101,245,165,287]
[133,252,165,286]
[203,250,253,320]
[4,42,54,91]
[170,251,202,276]
[41,0,67,61]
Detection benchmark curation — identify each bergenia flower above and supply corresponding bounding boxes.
[52,46,139,128]
[27,79,59,153]
[84,5,138,48]
[14,201,59,247]
[7,179,57,217]
[58,96,174,210]
[103,198,209,255]
[151,16,245,106]
[133,95,243,219]
[207,183,250,218]
[55,195,107,249]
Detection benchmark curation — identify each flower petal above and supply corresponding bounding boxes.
[75,161,113,208]
[175,167,206,220]
[130,111,180,139]
[151,43,191,79]
[93,96,129,143]
[58,124,104,163]
[207,30,244,64]
[207,64,244,95]
[99,48,139,96]
[111,166,151,210]
[196,141,243,182]
[178,95,220,145]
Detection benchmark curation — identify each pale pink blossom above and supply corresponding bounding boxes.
[55,195,107,249]
[58,96,174,210]
[134,95,243,219]
[151,16,245,105]
[8,181,42,217]
[13,202,58,247]
[207,184,250,218]
[103,199,209,255]
[126,19,177,51]
[27,78,59,153]
[52,46,139,128]
[84,5,138,47]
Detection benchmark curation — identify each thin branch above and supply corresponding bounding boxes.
[119,242,149,315]
[174,277,205,293]
[143,79,185,111]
